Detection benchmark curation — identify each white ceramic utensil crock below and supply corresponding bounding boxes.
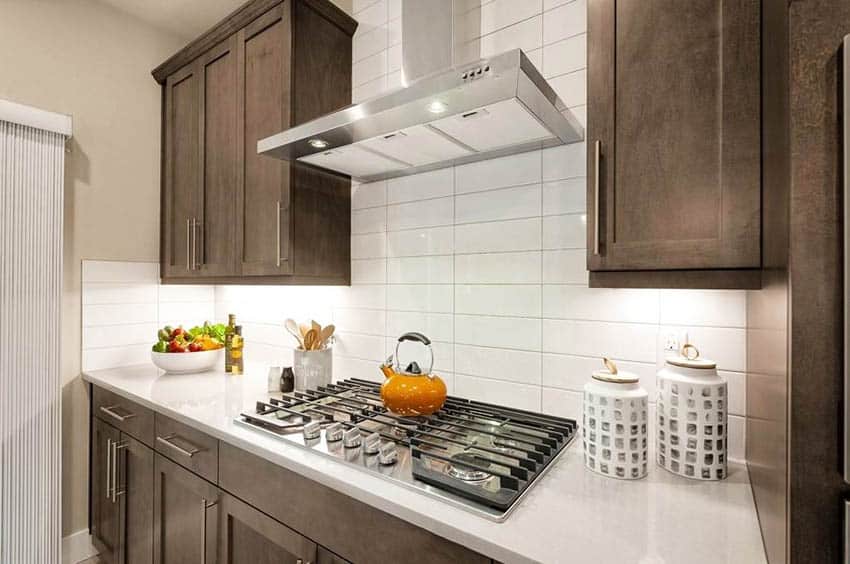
[656,343,727,480]
[583,358,649,480]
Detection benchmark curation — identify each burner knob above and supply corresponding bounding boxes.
[363,432,381,455]
[302,421,321,440]
[378,441,398,465]
[342,427,362,448]
[325,422,344,442]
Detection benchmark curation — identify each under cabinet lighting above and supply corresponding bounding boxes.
[427,101,448,114]
[308,139,329,149]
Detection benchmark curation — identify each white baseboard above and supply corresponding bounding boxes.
[62,529,98,564]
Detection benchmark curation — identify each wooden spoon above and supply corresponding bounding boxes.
[319,324,335,349]
[303,329,317,351]
[299,323,310,339]
[284,318,304,349]
[311,319,321,336]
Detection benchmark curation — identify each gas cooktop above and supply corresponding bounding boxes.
[234,378,577,521]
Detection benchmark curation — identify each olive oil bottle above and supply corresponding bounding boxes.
[224,314,236,372]
[231,326,244,374]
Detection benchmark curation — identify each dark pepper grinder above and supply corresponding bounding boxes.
[281,366,295,392]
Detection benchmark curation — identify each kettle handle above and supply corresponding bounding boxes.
[398,332,431,346]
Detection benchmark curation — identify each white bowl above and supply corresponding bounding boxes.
[151,349,223,374]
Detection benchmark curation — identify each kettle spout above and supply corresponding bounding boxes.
[380,355,395,379]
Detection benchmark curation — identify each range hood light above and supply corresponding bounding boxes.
[308,139,329,149]
[427,101,448,114]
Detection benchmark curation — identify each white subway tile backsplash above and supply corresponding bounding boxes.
[387,168,453,204]
[455,251,541,284]
[455,218,541,253]
[352,206,387,234]
[542,214,586,249]
[387,284,453,313]
[82,283,157,305]
[542,249,587,284]
[456,184,542,224]
[541,353,658,400]
[351,180,387,210]
[83,344,152,372]
[354,25,388,62]
[158,285,215,303]
[351,233,388,259]
[658,326,747,373]
[387,197,454,231]
[353,50,388,86]
[386,226,454,257]
[82,323,157,350]
[456,315,541,351]
[481,0,542,36]
[334,284,386,310]
[387,43,402,72]
[388,16,402,46]
[542,286,659,324]
[333,308,386,336]
[542,142,586,181]
[351,258,387,284]
[387,256,453,284]
[354,0,387,29]
[386,311,454,343]
[481,15,543,58]
[660,290,748,328]
[82,260,158,283]
[568,105,587,128]
[543,319,657,363]
[455,285,541,317]
[541,387,583,420]
[543,0,586,44]
[542,177,585,215]
[548,69,587,108]
[455,151,541,194]
[353,74,387,102]
[333,331,386,361]
[388,0,401,21]
[83,303,158,327]
[455,344,541,385]
[543,34,586,78]
[353,0,381,16]
[455,374,542,411]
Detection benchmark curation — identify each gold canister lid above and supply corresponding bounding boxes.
[666,343,717,369]
[592,358,639,384]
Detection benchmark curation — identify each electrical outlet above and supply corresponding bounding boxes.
[664,334,679,352]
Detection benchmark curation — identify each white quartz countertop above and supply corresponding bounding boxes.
[82,363,766,564]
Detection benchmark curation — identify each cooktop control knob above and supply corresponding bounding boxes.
[363,432,381,455]
[378,441,398,465]
[325,422,344,442]
[342,427,361,448]
[302,421,320,440]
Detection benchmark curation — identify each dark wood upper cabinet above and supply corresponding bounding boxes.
[586,0,762,289]
[155,0,355,285]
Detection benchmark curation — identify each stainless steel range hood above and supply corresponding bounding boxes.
[258,0,584,183]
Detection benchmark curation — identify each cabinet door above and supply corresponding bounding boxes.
[162,61,201,278]
[236,5,294,276]
[317,547,350,564]
[119,433,154,564]
[197,36,239,277]
[587,0,760,271]
[219,493,316,564]
[153,454,220,564]
[92,418,122,564]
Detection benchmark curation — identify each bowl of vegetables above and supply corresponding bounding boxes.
[151,322,226,374]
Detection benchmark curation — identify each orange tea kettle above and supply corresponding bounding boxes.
[379,332,447,416]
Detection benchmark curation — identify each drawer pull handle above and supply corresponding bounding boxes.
[100,405,136,422]
[111,441,127,503]
[201,498,217,564]
[593,139,602,256]
[105,438,112,499]
[157,434,203,457]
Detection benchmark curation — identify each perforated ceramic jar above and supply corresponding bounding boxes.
[656,344,727,481]
[583,359,649,480]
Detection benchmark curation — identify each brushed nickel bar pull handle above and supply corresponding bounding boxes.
[593,139,602,256]
[276,200,281,268]
[99,405,136,423]
[157,434,202,458]
[112,441,127,503]
[186,218,191,271]
[192,217,198,270]
[105,438,112,499]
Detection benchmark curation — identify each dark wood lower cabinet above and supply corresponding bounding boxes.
[219,493,317,564]
[153,454,220,564]
[91,418,154,564]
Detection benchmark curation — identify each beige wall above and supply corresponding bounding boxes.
[0,0,185,536]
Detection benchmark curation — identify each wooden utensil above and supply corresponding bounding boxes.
[284,318,304,349]
[299,323,310,339]
[311,320,321,336]
[303,329,317,351]
[319,324,335,349]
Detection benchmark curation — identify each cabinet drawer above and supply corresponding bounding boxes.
[154,413,218,483]
[93,386,154,447]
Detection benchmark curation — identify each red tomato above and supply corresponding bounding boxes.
[188,342,203,352]
[171,327,185,339]
[168,340,187,353]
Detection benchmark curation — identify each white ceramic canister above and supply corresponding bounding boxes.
[656,343,727,480]
[583,359,649,480]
